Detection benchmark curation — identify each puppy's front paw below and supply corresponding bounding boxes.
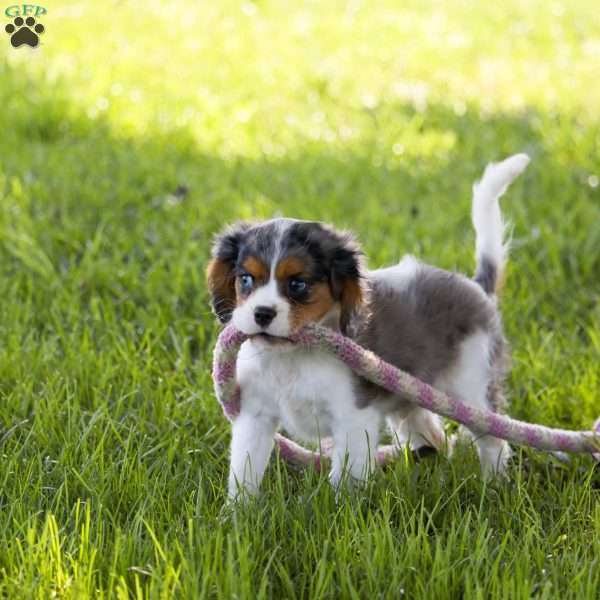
[478,439,512,480]
[329,467,369,503]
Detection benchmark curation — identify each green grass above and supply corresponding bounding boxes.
[1,0,599,597]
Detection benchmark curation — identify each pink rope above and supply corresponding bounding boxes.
[212,324,600,469]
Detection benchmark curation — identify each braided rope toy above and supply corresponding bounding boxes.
[212,323,600,469]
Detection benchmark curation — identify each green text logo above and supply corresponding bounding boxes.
[5,4,46,18]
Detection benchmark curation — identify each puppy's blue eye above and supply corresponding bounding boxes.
[239,274,254,294]
[288,278,307,296]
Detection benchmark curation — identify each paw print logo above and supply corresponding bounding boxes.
[5,16,44,48]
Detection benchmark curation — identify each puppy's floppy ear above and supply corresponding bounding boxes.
[328,230,366,334]
[206,222,252,323]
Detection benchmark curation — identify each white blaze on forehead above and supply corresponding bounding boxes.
[250,274,281,307]
[270,217,297,264]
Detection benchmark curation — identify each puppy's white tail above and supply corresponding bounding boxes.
[472,153,530,294]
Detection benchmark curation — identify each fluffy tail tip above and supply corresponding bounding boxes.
[497,153,530,188]
[498,153,531,178]
[472,153,530,295]
[474,153,530,200]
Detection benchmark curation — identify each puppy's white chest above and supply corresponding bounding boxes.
[236,340,354,441]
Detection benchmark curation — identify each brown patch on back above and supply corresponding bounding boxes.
[242,256,268,283]
[206,258,237,323]
[275,256,306,280]
[290,282,336,331]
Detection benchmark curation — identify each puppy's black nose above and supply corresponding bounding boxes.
[254,305,276,328]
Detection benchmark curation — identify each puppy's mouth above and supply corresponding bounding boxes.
[252,332,291,345]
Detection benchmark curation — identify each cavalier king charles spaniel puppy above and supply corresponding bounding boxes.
[207,153,530,499]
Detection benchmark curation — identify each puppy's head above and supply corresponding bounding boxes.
[206,219,365,338]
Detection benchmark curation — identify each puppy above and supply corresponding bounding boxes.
[207,154,530,499]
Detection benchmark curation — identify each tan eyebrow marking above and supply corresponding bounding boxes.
[275,256,306,280]
[242,256,268,282]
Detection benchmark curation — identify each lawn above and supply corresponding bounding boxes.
[0,0,599,597]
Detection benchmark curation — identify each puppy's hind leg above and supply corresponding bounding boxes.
[387,407,446,453]
[437,331,511,477]
[468,385,512,478]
